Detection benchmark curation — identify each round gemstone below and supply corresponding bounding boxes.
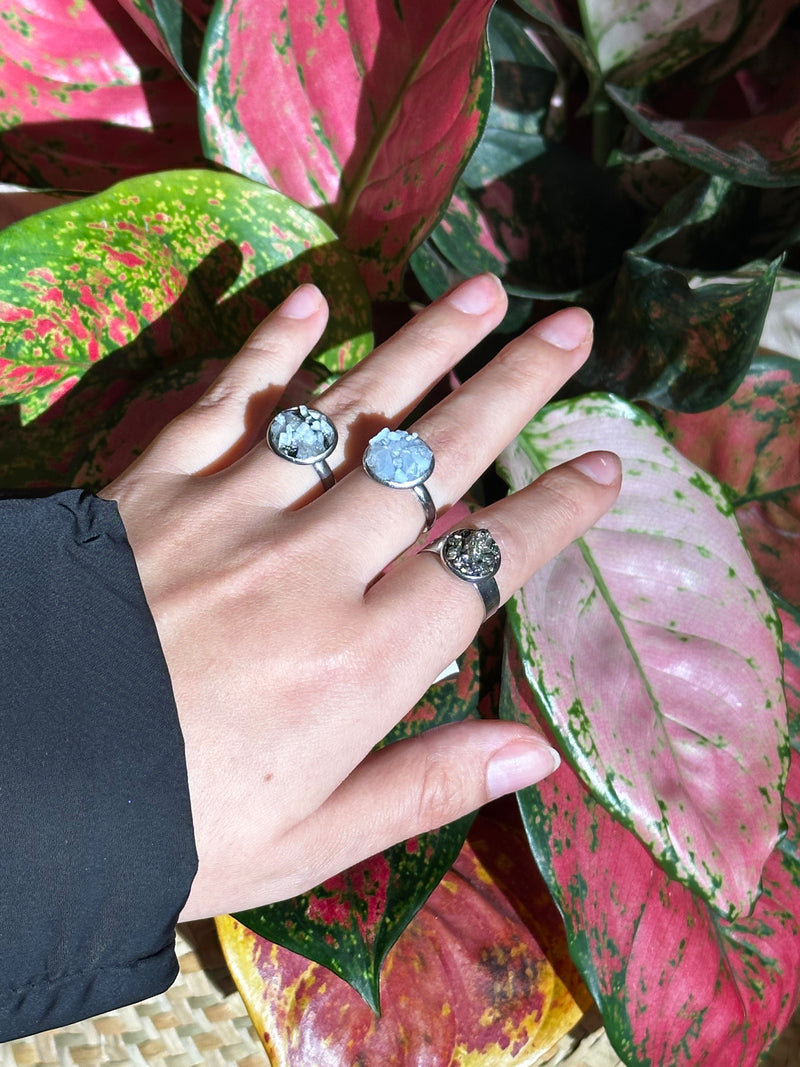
[363,428,434,488]
[441,528,501,580]
[268,405,336,463]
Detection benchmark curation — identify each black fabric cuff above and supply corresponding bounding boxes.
[0,490,198,1040]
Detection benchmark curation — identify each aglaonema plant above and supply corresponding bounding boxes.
[2,0,800,1063]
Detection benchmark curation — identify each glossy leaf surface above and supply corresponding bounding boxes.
[502,643,800,1067]
[198,0,494,297]
[591,249,779,412]
[0,0,201,189]
[499,393,787,918]
[607,79,800,188]
[0,168,371,425]
[218,805,590,1065]
[231,632,494,1012]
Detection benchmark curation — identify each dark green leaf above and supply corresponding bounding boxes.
[584,249,780,411]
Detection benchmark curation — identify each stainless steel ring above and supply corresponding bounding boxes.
[362,427,437,534]
[424,527,502,617]
[267,405,338,490]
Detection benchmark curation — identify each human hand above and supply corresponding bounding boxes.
[99,273,621,922]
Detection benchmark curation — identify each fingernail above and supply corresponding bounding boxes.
[572,451,621,486]
[532,307,593,350]
[277,284,323,319]
[446,273,503,315]
[486,739,561,800]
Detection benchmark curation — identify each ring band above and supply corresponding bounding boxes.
[267,405,337,490]
[362,427,437,533]
[424,527,501,617]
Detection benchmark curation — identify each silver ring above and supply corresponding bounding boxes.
[362,428,436,533]
[424,527,501,617]
[267,405,337,490]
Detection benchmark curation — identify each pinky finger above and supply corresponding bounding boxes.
[277,719,560,897]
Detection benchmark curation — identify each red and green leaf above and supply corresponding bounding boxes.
[217,804,591,1065]
[499,393,788,919]
[501,641,800,1067]
[607,73,800,188]
[197,0,494,297]
[0,169,370,489]
[230,629,499,1012]
[662,278,800,608]
[0,167,371,425]
[0,0,202,190]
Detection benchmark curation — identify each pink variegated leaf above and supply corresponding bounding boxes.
[198,0,494,297]
[501,642,800,1067]
[499,393,787,918]
[0,0,202,190]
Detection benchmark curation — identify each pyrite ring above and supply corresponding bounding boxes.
[267,405,338,489]
[425,527,501,617]
[362,427,436,533]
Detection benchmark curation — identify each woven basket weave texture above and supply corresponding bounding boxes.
[3,922,799,1067]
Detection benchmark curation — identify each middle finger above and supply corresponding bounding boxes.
[311,303,593,583]
[227,273,509,506]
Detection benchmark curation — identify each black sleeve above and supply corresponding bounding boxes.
[0,490,198,1041]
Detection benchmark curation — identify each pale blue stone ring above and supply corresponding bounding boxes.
[267,405,338,490]
[362,427,436,533]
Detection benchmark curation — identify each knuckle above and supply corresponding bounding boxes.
[537,472,586,529]
[416,755,468,830]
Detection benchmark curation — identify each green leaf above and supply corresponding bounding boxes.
[152,0,215,86]
[232,631,493,1011]
[500,393,788,919]
[198,0,495,298]
[512,0,601,85]
[0,168,371,427]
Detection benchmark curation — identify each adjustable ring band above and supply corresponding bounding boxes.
[424,527,502,618]
[267,405,338,490]
[362,428,437,534]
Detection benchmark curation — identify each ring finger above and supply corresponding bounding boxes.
[312,302,594,583]
[223,273,510,505]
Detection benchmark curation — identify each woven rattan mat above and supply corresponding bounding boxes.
[2,920,799,1067]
